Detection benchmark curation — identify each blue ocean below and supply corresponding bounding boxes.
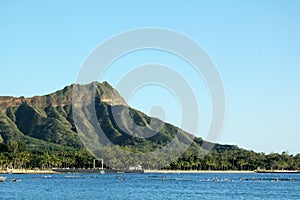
[0,173,299,200]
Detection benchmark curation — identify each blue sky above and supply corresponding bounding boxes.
[1,0,299,154]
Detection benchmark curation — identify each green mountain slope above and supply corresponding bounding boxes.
[0,81,197,153]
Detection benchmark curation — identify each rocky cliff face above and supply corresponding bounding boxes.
[0,81,127,111]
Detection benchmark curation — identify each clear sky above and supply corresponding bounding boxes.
[1,0,299,154]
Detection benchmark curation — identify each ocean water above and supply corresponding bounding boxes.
[0,173,299,200]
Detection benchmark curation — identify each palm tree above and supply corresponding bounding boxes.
[0,153,9,170]
[237,159,247,170]
[41,152,51,169]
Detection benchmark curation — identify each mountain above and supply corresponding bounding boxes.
[0,81,201,151]
[0,81,299,171]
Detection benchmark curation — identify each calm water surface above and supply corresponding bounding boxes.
[0,173,299,199]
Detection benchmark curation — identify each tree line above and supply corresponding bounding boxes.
[0,140,95,170]
[0,140,299,171]
[167,149,300,171]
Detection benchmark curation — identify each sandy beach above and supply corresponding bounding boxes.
[144,170,255,174]
[0,169,59,174]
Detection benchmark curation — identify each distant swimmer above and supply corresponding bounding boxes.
[11,179,21,182]
[161,176,166,182]
[117,176,126,182]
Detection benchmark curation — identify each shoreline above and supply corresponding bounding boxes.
[144,170,300,174]
[0,169,59,174]
[1,169,299,174]
[144,170,255,174]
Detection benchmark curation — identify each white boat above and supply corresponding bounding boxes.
[0,176,7,182]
